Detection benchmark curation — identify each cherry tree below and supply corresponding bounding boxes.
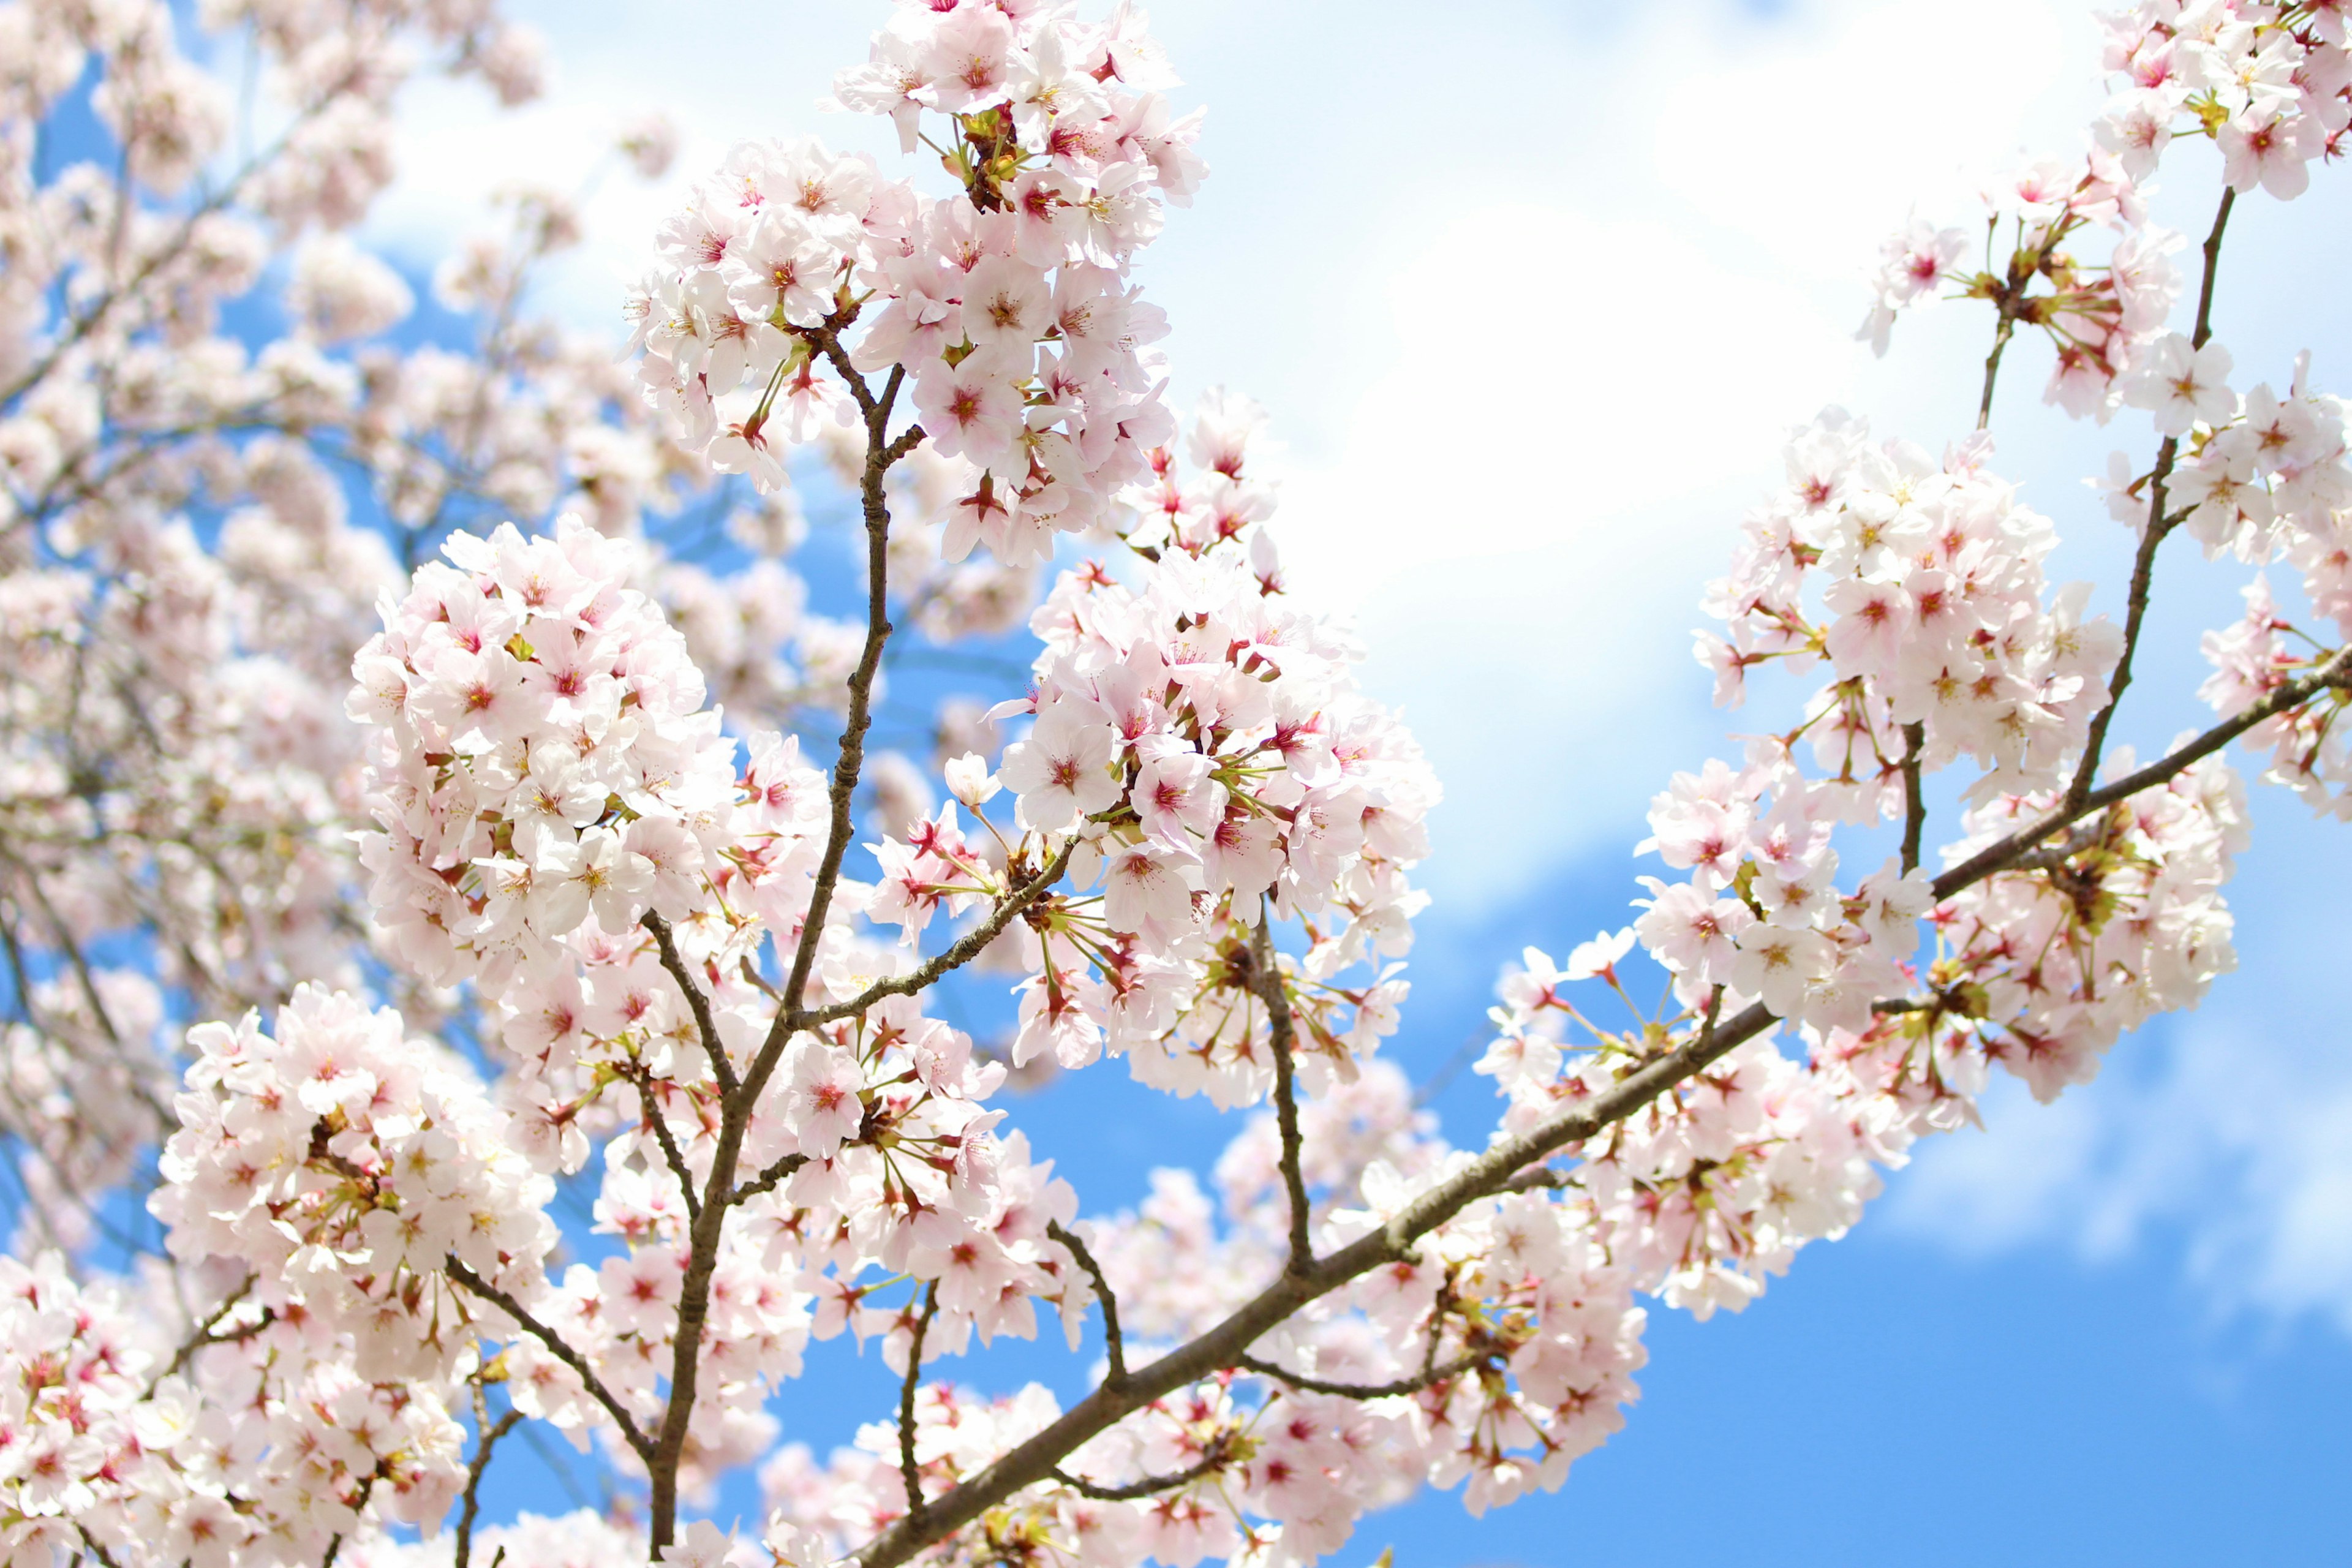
[2,1,2348,1566]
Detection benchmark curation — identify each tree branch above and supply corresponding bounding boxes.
[899,1283,940,1524]
[454,1408,522,1568]
[843,654,2342,1568]
[1249,913,1315,1273]
[1937,642,2347,899]
[846,994,1773,1568]
[1047,1218,1126,1388]
[2064,186,2236,814]
[1235,1350,1489,1401]
[1049,1445,1234,1503]
[628,1069,702,1227]
[1898,720,1928,874]
[444,1259,653,1464]
[732,1152,810,1207]
[796,839,1074,1031]
[147,1275,258,1393]
[643,912,737,1096]
[645,353,917,1555]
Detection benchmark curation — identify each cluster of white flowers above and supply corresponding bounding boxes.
[1863,0,2351,419]
[961,401,1436,1106]
[0,1248,475,1568]
[1705,413,2126,800]
[629,0,1204,566]
[153,985,557,1376]
[350,516,741,989]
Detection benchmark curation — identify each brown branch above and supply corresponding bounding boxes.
[444,1258,653,1464]
[644,353,918,1555]
[732,1152,809,1207]
[846,1000,1774,1568]
[1977,312,2016,429]
[1249,913,1316,1273]
[1049,1444,1234,1503]
[454,1408,522,1568]
[1047,1219,1126,1387]
[846,664,2328,1568]
[1235,1350,1489,1401]
[628,1069,702,1227]
[643,912,737,1096]
[147,1275,257,1393]
[899,1283,940,1524]
[797,839,1074,1031]
[1898,720,1928,875]
[2064,186,2236,815]
[1936,643,2348,899]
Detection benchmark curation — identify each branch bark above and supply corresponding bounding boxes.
[1250,913,1316,1273]
[445,1259,653,1464]
[2065,186,2236,814]
[1047,1218,1127,1388]
[845,654,2338,1568]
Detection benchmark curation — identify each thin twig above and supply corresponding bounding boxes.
[454,1408,522,1568]
[444,1259,653,1463]
[733,1152,810,1207]
[644,352,915,1555]
[795,840,1074,1031]
[1049,1446,1232,1502]
[1047,1219,1126,1387]
[629,1070,702,1227]
[899,1283,940,1523]
[1937,643,2348,899]
[1898,721,1928,874]
[148,1275,258,1393]
[2065,186,2236,814]
[643,912,737,1096]
[1235,1351,1489,1401]
[1249,913,1316,1273]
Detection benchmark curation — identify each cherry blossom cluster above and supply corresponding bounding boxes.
[349,515,742,989]
[0,1248,477,1568]
[152,984,556,1377]
[630,0,1204,565]
[0,0,778,1237]
[1703,412,2125,801]
[1864,0,2351,417]
[944,401,1436,1107]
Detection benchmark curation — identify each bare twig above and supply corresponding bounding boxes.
[629,1069,702,1227]
[2065,186,2236,814]
[643,912,737,1096]
[1898,721,1928,875]
[1235,1351,1489,1401]
[454,1408,522,1568]
[1050,1446,1233,1502]
[899,1283,940,1523]
[796,839,1074,1030]
[644,353,916,1555]
[1249,914,1316,1273]
[444,1259,653,1464]
[147,1275,257,1393]
[1937,643,2348,899]
[733,1152,810,1207]
[1047,1219,1126,1387]
[1977,312,2016,429]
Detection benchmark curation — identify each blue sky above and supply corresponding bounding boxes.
[116,0,2352,1558]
